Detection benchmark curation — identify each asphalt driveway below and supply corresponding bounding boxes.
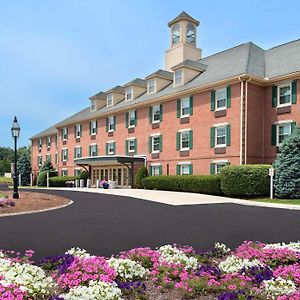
[0,187,299,261]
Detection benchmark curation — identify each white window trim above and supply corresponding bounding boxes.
[178,128,191,133]
[276,122,292,146]
[62,128,68,141]
[180,130,190,151]
[213,159,229,164]
[174,69,183,86]
[125,87,133,101]
[127,138,136,153]
[89,144,97,157]
[108,116,115,132]
[38,139,42,149]
[62,168,68,176]
[38,155,42,166]
[215,88,227,111]
[179,163,191,175]
[277,83,292,108]
[152,104,161,124]
[151,135,160,153]
[90,120,97,136]
[147,79,156,94]
[215,125,227,148]
[128,110,136,128]
[273,119,293,125]
[150,132,161,137]
[47,137,51,148]
[150,163,161,167]
[107,141,115,155]
[178,161,191,165]
[75,124,81,138]
[74,146,82,159]
[62,148,68,162]
[180,97,190,118]
[107,93,113,107]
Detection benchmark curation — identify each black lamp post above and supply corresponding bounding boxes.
[11,116,20,199]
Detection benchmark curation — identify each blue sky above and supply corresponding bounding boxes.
[1,0,300,148]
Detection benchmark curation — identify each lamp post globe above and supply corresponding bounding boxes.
[11,116,20,199]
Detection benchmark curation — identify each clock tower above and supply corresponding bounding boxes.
[165,11,202,71]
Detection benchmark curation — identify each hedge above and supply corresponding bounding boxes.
[135,166,148,189]
[142,175,222,195]
[220,165,270,197]
[37,171,58,186]
[49,176,79,187]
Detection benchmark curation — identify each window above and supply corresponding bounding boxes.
[181,131,190,150]
[91,99,96,111]
[172,24,180,45]
[75,124,82,138]
[46,154,51,162]
[128,111,136,127]
[125,87,133,101]
[89,144,98,157]
[176,130,193,151]
[128,139,136,153]
[181,98,190,117]
[151,165,162,176]
[62,149,68,162]
[216,126,226,147]
[148,79,155,94]
[38,138,42,149]
[277,123,291,145]
[74,147,82,159]
[107,93,113,107]
[75,169,81,176]
[38,156,42,167]
[186,24,195,44]
[90,120,97,135]
[108,116,115,131]
[216,88,227,110]
[107,142,115,155]
[278,84,291,106]
[62,169,68,177]
[152,136,160,152]
[210,162,229,174]
[174,69,183,86]
[152,105,161,123]
[181,164,191,175]
[62,128,68,141]
[46,137,51,148]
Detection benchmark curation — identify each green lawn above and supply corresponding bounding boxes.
[246,198,300,205]
[0,177,13,184]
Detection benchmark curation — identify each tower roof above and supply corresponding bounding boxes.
[168,11,200,27]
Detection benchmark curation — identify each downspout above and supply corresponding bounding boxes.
[239,77,244,165]
[244,77,252,165]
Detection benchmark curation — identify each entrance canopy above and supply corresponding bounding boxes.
[74,155,145,166]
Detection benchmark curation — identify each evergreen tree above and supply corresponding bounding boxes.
[17,154,32,186]
[274,128,300,198]
[40,159,55,172]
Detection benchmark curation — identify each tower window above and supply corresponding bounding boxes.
[186,23,195,44]
[172,24,180,45]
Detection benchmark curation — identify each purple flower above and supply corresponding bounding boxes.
[218,290,252,300]
[39,254,74,274]
[196,265,222,278]
[116,280,146,294]
[241,266,273,285]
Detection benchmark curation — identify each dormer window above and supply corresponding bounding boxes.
[125,87,133,101]
[107,93,113,107]
[174,69,183,86]
[148,79,155,94]
[172,24,180,45]
[91,99,96,111]
[186,23,195,44]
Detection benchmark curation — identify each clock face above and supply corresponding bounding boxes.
[172,25,180,45]
[187,24,195,44]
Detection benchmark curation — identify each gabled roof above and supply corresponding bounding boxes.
[105,85,125,94]
[123,78,147,88]
[168,11,200,27]
[30,125,57,140]
[171,59,207,72]
[145,69,173,80]
[89,91,106,100]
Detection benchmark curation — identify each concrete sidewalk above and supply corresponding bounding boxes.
[41,187,300,210]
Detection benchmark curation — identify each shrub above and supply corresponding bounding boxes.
[37,171,58,187]
[274,128,300,198]
[49,176,79,187]
[79,171,89,185]
[0,177,13,184]
[135,166,148,189]
[17,154,31,186]
[220,165,270,197]
[142,175,222,195]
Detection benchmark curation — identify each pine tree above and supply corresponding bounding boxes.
[40,159,55,172]
[17,154,32,186]
[274,128,300,198]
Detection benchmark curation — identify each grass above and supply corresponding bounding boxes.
[246,198,300,205]
[0,192,8,198]
[0,177,13,184]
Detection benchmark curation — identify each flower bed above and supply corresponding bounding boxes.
[1,241,300,299]
[0,193,15,208]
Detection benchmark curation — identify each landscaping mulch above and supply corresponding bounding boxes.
[0,191,71,215]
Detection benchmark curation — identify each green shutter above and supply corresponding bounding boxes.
[106,143,108,155]
[61,150,63,161]
[292,80,297,104]
[159,165,162,175]
[272,85,277,107]
[79,147,82,158]
[113,142,116,155]
[176,132,181,151]
[95,120,98,134]
[210,127,215,148]
[210,163,215,175]
[189,96,193,115]
[126,112,129,128]
[89,146,91,157]
[271,125,277,146]
[176,165,180,175]
[177,99,181,118]
[226,86,231,108]
[106,118,109,132]
[66,128,68,139]
[211,90,216,111]
[148,137,152,153]
[159,135,162,152]
[125,140,129,155]
[160,104,163,121]
[189,164,193,175]
[134,111,137,126]
[149,166,152,176]
[134,139,137,154]
[74,147,76,158]
[291,122,297,133]
[114,116,116,130]
[80,124,82,137]
[66,149,68,161]
[189,130,193,149]
[226,125,231,146]
[89,122,92,135]
[149,107,153,124]
[74,126,76,138]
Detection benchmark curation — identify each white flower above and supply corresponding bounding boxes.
[214,242,231,254]
[65,247,92,258]
[158,245,198,270]
[264,241,300,252]
[263,277,296,297]
[219,255,263,273]
[108,257,149,281]
[61,280,123,300]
